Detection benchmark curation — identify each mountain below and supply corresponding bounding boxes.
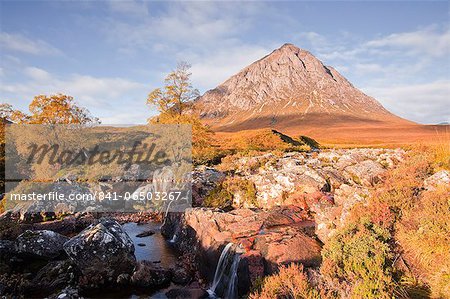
[194,44,415,137]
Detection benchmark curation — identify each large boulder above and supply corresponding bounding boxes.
[63,218,136,278]
[16,230,69,259]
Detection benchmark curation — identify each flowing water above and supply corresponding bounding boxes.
[207,242,241,299]
[225,254,241,299]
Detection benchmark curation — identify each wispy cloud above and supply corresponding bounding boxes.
[363,80,450,124]
[365,26,450,57]
[1,66,149,123]
[0,32,61,55]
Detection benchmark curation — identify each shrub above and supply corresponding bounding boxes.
[321,218,398,298]
[203,176,257,209]
[203,182,233,210]
[223,177,257,208]
[249,263,322,299]
[430,130,450,170]
[396,185,450,298]
[370,150,431,216]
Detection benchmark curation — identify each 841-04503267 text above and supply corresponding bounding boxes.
[8,191,187,202]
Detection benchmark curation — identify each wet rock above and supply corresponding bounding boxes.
[240,250,264,287]
[0,240,15,257]
[131,260,171,288]
[63,218,136,278]
[0,240,16,271]
[171,267,191,285]
[16,230,69,259]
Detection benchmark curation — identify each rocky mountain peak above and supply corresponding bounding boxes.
[194,43,409,132]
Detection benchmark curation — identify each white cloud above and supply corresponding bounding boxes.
[366,27,450,57]
[0,67,149,123]
[297,31,327,48]
[0,32,61,55]
[363,80,450,124]
[188,44,274,90]
[102,1,264,54]
[24,67,52,81]
[354,63,384,74]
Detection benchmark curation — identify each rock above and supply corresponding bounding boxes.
[254,227,322,273]
[240,250,264,287]
[29,260,75,296]
[0,240,15,257]
[0,240,16,270]
[50,286,81,299]
[192,167,225,206]
[16,230,69,259]
[131,260,171,288]
[344,160,384,186]
[262,205,309,228]
[171,267,191,285]
[63,218,136,278]
[116,273,130,285]
[136,229,155,237]
[424,170,450,190]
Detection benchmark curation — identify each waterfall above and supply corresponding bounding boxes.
[207,242,241,299]
[169,225,180,244]
[225,253,241,299]
[169,233,177,243]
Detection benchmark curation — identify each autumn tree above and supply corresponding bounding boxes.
[27,94,99,125]
[1,95,99,189]
[0,103,29,124]
[147,62,199,117]
[147,62,220,164]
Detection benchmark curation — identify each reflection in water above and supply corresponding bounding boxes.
[122,222,178,267]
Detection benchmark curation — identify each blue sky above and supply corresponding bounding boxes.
[1,1,449,124]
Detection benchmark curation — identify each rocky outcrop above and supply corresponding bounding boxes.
[63,218,136,279]
[162,206,320,294]
[221,148,403,242]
